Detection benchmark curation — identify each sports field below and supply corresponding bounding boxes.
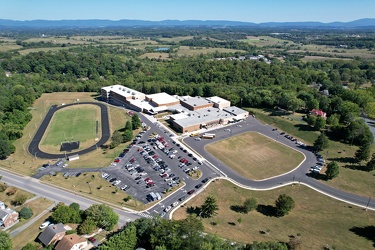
[40,104,100,153]
[206,132,304,180]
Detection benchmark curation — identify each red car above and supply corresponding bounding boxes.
[180,158,186,163]
[160,173,168,178]
[114,159,120,163]
[152,155,158,159]
[187,189,195,195]
[129,158,135,163]
[88,237,96,243]
[147,182,155,187]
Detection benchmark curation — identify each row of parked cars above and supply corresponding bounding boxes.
[101,172,130,191]
[311,154,325,173]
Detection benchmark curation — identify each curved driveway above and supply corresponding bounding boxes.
[183,116,375,210]
[28,102,110,159]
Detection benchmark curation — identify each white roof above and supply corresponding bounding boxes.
[147,92,179,106]
[102,85,144,99]
[206,96,230,104]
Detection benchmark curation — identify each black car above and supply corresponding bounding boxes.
[169,147,175,151]
[179,196,186,201]
[135,176,142,180]
[109,178,117,182]
[195,184,202,189]
[201,177,209,183]
[75,172,81,177]
[138,141,146,144]
[169,173,175,177]
[173,176,180,181]
[188,153,193,157]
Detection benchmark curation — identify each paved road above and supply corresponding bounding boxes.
[0,169,140,226]
[28,102,110,159]
[183,116,375,211]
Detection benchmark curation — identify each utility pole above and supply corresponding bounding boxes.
[365,197,371,211]
[87,182,92,194]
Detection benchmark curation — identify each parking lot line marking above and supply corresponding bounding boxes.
[153,210,158,213]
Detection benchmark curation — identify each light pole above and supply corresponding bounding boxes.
[365,197,371,211]
[87,181,92,194]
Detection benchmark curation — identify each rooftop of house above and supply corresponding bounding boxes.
[181,96,212,108]
[55,234,86,250]
[38,223,66,246]
[223,106,249,115]
[147,92,180,105]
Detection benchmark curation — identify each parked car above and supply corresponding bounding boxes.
[88,237,96,243]
[39,221,51,229]
[187,190,195,195]
[195,183,203,189]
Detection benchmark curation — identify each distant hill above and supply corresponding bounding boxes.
[0,18,375,28]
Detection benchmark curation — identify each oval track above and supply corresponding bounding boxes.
[28,102,110,159]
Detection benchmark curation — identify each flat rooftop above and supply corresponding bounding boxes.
[223,106,249,115]
[102,85,144,99]
[173,107,233,128]
[206,96,230,104]
[181,96,212,107]
[147,92,180,106]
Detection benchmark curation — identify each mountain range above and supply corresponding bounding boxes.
[0,18,375,28]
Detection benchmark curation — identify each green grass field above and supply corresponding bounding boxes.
[249,108,375,197]
[40,104,100,152]
[173,180,375,249]
[206,132,304,180]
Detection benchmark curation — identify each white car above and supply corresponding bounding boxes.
[39,221,51,229]
[172,201,179,207]
[194,137,202,141]
[164,205,172,212]
[192,166,199,171]
[169,154,176,159]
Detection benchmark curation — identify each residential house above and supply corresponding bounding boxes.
[310,109,327,119]
[55,234,88,250]
[38,223,66,246]
[0,202,19,228]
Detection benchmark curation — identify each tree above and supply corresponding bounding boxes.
[122,129,133,143]
[0,139,14,160]
[275,194,295,217]
[77,218,96,235]
[366,153,375,171]
[313,133,329,152]
[21,243,37,250]
[13,194,27,206]
[243,198,257,213]
[125,120,133,131]
[131,114,141,130]
[0,232,12,250]
[306,115,316,126]
[51,204,81,224]
[200,195,219,218]
[19,207,33,219]
[325,161,340,180]
[326,114,340,129]
[97,224,137,250]
[69,202,80,212]
[314,116,326,131]
[110,130,123,148]
[354,143,371,163]
[338,101,360,123]
[85,204,119,230]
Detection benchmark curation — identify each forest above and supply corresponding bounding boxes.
[1,28,375,160]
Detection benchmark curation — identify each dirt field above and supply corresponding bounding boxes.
[173,180,375,249]
[206,132,304,180]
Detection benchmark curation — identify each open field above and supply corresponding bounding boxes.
[173,180,375,249]
[11,212,51,250]
[18,47,71,55]
[0,43,22,52]
[23,37,93,45]
[206,132,304,180]
[250,108,375,197]
[241,35,294,47]
[39,104,100,154]
[157,36,194,43]
[176,46,246,56]
[40,172,145,210]
[301,55,353,62]
[139,52,171,60]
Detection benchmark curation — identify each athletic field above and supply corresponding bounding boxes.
[40,104,100,153]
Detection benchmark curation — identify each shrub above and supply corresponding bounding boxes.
[19,207,33,219]
[0,183,8,192]
[6,187,17,196]
[12,194,27,206]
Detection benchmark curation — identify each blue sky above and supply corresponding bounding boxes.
[2,0,375,22]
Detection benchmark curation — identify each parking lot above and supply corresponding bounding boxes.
[101,125,202,204]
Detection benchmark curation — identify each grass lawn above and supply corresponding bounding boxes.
[249,108,375,197]
[139,53,171,60]
[40,104,100,153]
[176,46,246,57]
[206,132,304,180]
[40,172,145,210]
[11,212,51,250]
[0,185,34,208]
[173,180,375,249]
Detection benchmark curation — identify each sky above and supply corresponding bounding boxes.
[1,0,375,23]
